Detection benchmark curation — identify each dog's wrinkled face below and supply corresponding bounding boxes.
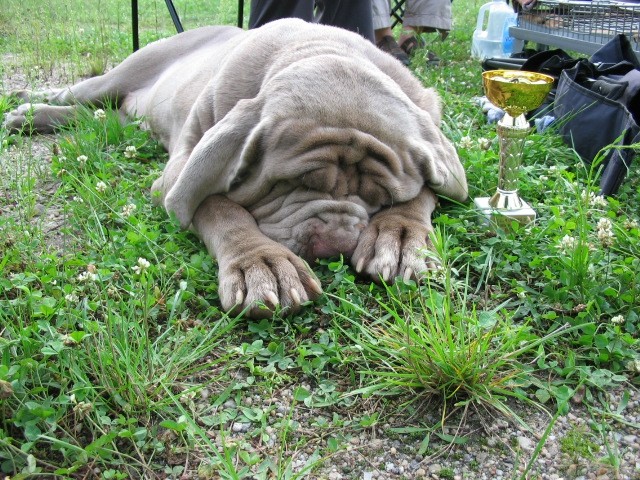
[220,57,463,261]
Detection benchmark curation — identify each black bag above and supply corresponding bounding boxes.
[482,35,640,195]
[554,35,640,195]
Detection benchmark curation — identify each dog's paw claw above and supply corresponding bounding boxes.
[265,290,279,308]
[234,289,245,306]
[290,288,301,305]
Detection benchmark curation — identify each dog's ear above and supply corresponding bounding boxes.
[412,118,468,202]
[164,97,267,228]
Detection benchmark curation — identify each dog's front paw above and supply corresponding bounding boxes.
[3,103,34,133]
[217,240,323,318]
[352,216,437,283]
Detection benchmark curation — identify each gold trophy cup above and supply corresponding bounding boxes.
[474,70,554,227]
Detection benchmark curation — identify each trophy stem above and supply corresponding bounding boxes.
[473,112,537,228]
[475,69,554,229]
[489,113,530,210]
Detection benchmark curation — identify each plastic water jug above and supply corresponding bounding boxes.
[471,0,520,60]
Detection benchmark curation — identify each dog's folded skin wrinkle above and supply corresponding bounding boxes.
[4,18,467,318]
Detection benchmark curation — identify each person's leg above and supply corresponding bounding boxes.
[396,0,450,63]
[249,0,313,29]
[314,0,375,43]
[402,0,451,39]
[371,0,392,42]
[368,0,410,65]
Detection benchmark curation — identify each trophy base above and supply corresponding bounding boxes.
[474,197,536,228]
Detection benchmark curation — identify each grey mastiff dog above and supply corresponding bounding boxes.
[4,18,468,317]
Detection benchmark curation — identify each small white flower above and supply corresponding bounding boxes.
[611,315,625,325]
[132,257,151,275]
[93,109,106,120]
[459,136,474,149]
[623,218,639,230]
[73,196,84,203]
[65,293,79,303]
[121,203,137,217]
[597,230,614,248]
[557,234,577,253]
[478,137,492,150]
[517,291,526,299]
[77,271,98,282]
[626,359,640,373]
[124,145,137,159]
[77,155,88,165]
[95,181,108,193]
[597,218,612,231]
[590,195,608,208]
[596,217,615,248]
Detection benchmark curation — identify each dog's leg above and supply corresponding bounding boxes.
[4,72,135,133]
[351,187,439,282]
[191,195,323,318]
[3,102,79,134]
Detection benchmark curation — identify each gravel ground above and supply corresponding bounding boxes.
[2,71,639,480]
[190,381,640,480]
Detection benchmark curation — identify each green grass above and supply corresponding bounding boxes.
[1,0,639,478]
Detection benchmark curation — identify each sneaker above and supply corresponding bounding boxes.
[376,35,411,66]
[400,36,441,66]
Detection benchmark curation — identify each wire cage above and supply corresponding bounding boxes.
[512,0,640,56]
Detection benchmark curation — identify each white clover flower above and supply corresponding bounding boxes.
[611,315,625,325]
[132,257,151,275]
[557,234,577,253]
[124,145,138,158]
[597,229,615,248]
[517,291,526,299]
[93,109,106,120]
[73,401,93,417]
[73,196,84,203]
[478,137,492,150]
[65,293,79,303]
[95,181,108,193]
[596,217,615,248]
[623,218,639,230]
[77,155,88,165]
[459,136,474,149]
[597,218,613,231]
[626,359,640,373]
[121,203,137,217]
[77,270,98,282]
[590,195,608,208]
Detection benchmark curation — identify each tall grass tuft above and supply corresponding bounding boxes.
[337,227,576,430]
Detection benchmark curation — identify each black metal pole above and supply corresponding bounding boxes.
[132,0,139,51]
[164,0,184,33]
[237,0,244,28]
